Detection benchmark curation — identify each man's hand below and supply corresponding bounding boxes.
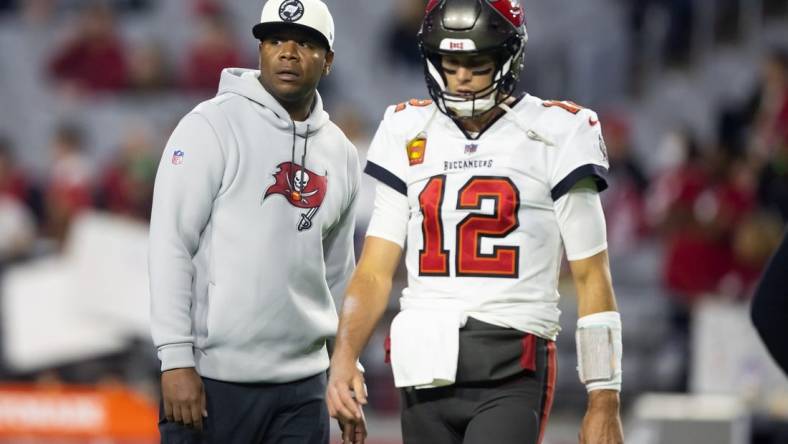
[161,367,207,431]
[579,390,623,444]
[338,410,367,444]
[327,357,367,424]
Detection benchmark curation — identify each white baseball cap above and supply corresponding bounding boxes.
[252,0,335,51]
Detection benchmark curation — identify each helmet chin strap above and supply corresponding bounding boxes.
[445,94,497,117]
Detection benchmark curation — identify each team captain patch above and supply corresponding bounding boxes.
[407,133,427,166]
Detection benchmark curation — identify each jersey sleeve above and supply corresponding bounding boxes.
[365,182,410,248]
[364,106,409,196]
[549,111,610,201]
[554,179,608,261]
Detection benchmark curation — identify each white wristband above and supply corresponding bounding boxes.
[576,311,622,392]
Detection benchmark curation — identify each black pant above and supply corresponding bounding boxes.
[400,320,557,444]
[159,372,329,444]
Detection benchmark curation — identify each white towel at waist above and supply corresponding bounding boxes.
[390,297,468,389]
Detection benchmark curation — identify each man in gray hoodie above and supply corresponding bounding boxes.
[149,0,360,442]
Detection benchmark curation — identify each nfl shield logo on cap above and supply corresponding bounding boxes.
[253,0,335,50]
[279,0,304,22]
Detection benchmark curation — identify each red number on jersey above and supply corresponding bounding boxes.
[456,177,519,277]
[542,100,585,115]
[418,175,450,276]
[418,176,520,278]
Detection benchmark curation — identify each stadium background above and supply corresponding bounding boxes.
[0,0,787,442]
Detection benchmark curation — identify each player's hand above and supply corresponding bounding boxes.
[579,390,623,444]
[161,367,208,431]
[338,409,367,444]
[327,358,367,424]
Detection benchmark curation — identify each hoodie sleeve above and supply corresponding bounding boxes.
[323,142,361,300]
[149,112,225,372]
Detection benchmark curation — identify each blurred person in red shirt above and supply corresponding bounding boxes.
[97,124,157,221]
[650,135,757,302]
[182,12,242,93]
[44,124,94,244]
[48,1,128,94]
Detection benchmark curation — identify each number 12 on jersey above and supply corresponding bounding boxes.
[418,175,521,278]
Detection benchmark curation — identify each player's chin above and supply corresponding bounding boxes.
[270,82,313,102]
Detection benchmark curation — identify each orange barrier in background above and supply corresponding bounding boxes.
[0,384,157,440]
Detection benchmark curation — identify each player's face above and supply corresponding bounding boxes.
[441,54,496,97]
[258,28,333,107]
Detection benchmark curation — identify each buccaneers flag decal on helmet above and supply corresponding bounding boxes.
[263,162,328,231]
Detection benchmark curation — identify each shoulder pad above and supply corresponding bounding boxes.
[530,99,600,139]
[383,98,437,136]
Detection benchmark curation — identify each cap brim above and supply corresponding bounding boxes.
[252,22,331,51]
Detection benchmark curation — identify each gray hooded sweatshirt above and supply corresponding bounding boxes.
[149,68,359,383]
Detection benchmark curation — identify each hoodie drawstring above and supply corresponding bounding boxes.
[300,124,310,190]
[290,123,310,192]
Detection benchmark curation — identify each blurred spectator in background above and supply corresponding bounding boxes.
[48,1,128,94]
[600,114,650,255]
[0,194,34,264]
[725,210,783,297]
[44,123,94,245]
[750,50,788,161]
[0,138,35,263]
[0,136,31,203]
[748,50,788,221]
[127,41,172,93]
[182,11,242,93]
[384,0,424,70]
[629,0,695,67]
[649,132,758,301]
[96,124,157,221]
[20,0,55,26]
[757,143,788,221]
[677,154,754,298]
[649,132,757,390]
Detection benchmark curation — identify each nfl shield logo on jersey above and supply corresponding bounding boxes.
[171,150,184,165]
[598,134,608,161]
[407,133,427,166]
[464,143,478,155]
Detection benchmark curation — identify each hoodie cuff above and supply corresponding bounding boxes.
[158,344,196,372]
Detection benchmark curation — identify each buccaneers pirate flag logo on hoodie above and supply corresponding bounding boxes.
[264,162,328,231]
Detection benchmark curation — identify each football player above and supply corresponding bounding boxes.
[327,0,623,443]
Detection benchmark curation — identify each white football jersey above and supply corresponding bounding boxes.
[365,95,609,340]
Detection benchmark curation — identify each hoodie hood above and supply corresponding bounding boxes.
[217,68,330,137]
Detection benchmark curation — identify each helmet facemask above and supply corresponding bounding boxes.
[421,34,524,120]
